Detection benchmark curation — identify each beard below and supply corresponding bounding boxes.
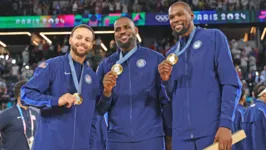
[116,35,136,50]
[172,23,190,39]
[71,44,90,57]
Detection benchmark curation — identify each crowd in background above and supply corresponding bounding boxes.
[230,39,266,105]
[0,0,266,16]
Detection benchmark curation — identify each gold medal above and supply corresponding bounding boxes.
[111,64,123,75]
[73,93,83,105]
[166,53,179,65]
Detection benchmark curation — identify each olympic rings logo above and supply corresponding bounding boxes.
[155,15,169,22]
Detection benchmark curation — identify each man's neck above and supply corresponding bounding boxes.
[70,51,85,64]
[17,101,28,110]
[121,43,137,53]
[182,24,195,37]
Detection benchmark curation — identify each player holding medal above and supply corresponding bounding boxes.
[158,2,242,150]
[20,24,99,150]
[96,17,170,150]
[165,27,196,66]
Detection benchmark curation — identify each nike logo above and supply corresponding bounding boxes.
[64,72,71,75]
[17,116,21,119]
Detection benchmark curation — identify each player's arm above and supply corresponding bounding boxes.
[165,135,172,150]
[20,60,60,108]
[214,30,242,130]
[156,54,170,105]
[158,55,175,100]
[96,61,113,116]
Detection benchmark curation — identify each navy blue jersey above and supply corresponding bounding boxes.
[96,45,169,142]
[232,104,245,150]
[21,54,99,150]
[0,105,38,150]
[164,27,242,141]
[243,100,266,150]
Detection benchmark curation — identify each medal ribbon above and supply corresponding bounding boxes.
[16,104,34,144]
[174,27,197,56]
[116,46,138,64]
[68,54,84,94]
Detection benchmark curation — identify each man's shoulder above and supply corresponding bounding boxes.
[0,106,16,117]
[247,103,263,116]
[139,46,164,58]
[47,55,65,64]
[237,105,246,113]
[96,52,118,74]
[200,28,220,33]
[37,56,64,69]
[200,28,225,38]
[166,44,178,56]
[101,52,119,65]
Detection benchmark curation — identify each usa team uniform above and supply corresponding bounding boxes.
[164,27,242,149]
[232,104,245,150]
[243,100,266,150]
[96,45,169,150]
[21,54,99,150]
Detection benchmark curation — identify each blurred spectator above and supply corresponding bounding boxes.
[240,53,248,78]
[22,46,29,65]
[60,42,69,55]
[260,66,266,83]
[231,40,241,65]
[249,55,257,72]
[1,0,266,16]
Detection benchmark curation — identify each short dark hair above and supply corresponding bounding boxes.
[14,80,27,98]
[169,1,192,14]
[70,24,95,40]
[257,85,266,98]
[115,16,133,23]
[253,82,265,98]
[114,17,136,29]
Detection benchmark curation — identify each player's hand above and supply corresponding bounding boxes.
[214,127,232,150]
[103,71,117,97]
[58,93,76,108]
[158,60,173,81]
[165,136,172,150]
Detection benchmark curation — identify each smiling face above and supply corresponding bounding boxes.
[168,3,194,37]
[114,17,138,51]
[69,27,94,57]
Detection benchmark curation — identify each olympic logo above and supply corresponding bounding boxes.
[155,15,169,22]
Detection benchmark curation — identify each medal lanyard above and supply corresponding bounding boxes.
[16,104,34,139]
[68,54,84,94]
[174,27,197,56]
[116,46,138,64]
